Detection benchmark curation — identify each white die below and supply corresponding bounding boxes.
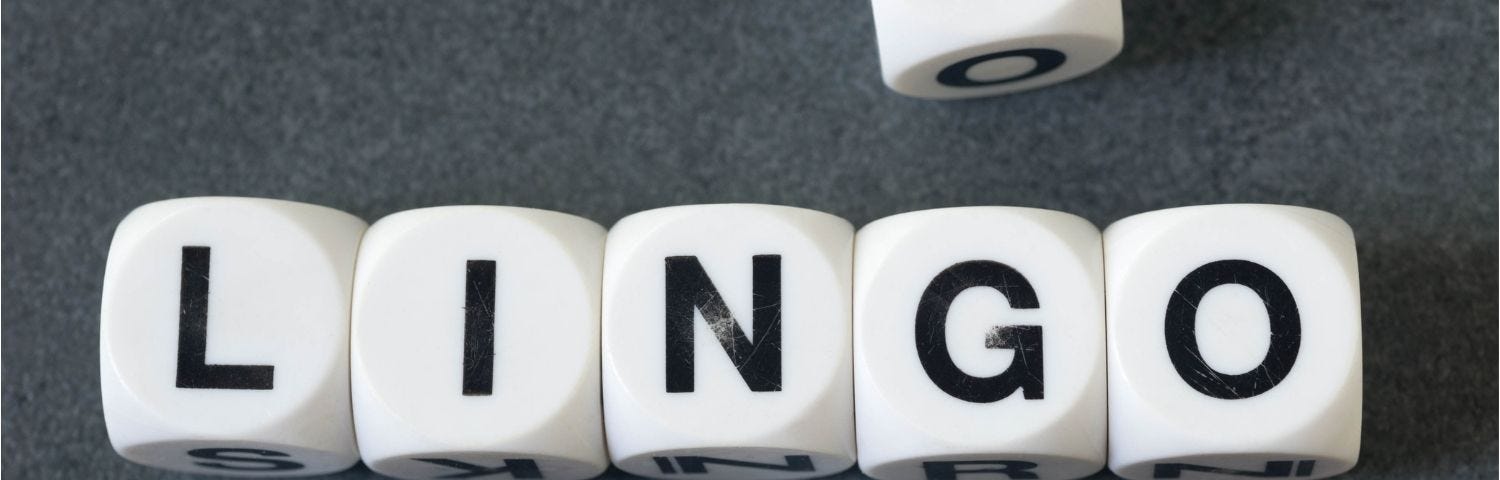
[601,204,857,479]
[854,207,1107,480]
[869,0,1124,99]
[99,197,365,476]
[349,207,610,479]
[1105,205,1362,479]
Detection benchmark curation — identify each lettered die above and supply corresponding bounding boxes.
[100,197,365,476]
[350,206,609,479]
[855,208,1107,480]
[869,0,1123,99]
[1105,205,1361,479]
[602,204,857,479]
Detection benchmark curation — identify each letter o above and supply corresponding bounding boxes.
[936,48,1067,87]
[1164,260,1301,399]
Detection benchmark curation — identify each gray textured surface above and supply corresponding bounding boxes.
[3,0,1496,478]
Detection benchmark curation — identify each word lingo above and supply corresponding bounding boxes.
[100,199,1361,480]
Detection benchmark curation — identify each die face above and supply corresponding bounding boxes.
[350,206,609,480]
[602,205,856,479]
[870,0,1123,99]
[855,208,1106,480]
[1104,205,1362,479]
[99,197,365,476]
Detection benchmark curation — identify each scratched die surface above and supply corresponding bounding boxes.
[1105,204,1362,479]
[868,0,1123,99]
[601,204,856,479]
[99,197,366,476]
[854,207,1107,480]
[350,206,609,480]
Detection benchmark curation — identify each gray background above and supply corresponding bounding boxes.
[3,0,1496,478]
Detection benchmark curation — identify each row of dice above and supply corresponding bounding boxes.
[100,199,1360,480]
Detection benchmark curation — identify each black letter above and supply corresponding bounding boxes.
[1153,460,1315,478]
[656,455,814,474]
[176,246,275,390]
[916,260,1044,403]
[187,448,302,471]
[923,460,1040,480]
[464,260,497,396]
[936,48,1067,87]
[654,456,678,474]
[664,255,782,393]
[1165,260,1300,399]
[412,458,542,479]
